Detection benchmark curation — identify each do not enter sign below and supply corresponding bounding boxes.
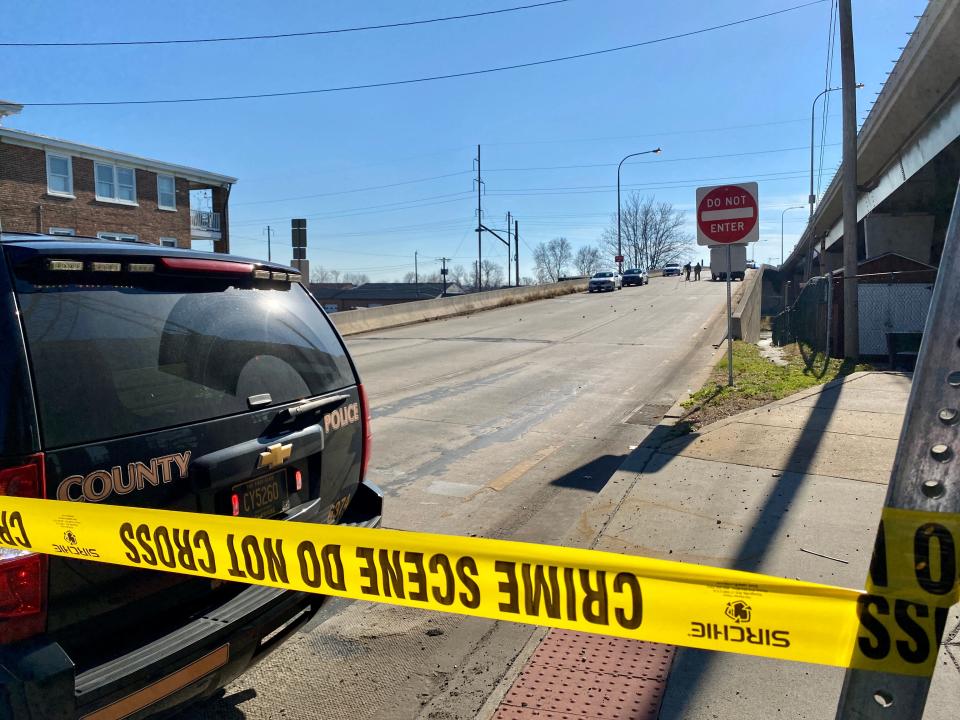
[696,182,759,246]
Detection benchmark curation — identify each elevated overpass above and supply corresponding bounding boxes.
[782,0,960,292]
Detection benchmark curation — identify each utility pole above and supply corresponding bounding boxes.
[475,144,483,292]
[265,225,272,262]
[437,256,451,297]
[839,0,859,359]
[414,251,419,298]
[506,211,512,287]
[514,219,520,286]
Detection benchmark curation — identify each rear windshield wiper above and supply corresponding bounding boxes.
[282,394,349,421]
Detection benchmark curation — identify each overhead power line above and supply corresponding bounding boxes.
[4,1,569,47]
[488,173,810,198]
[233,170,473,206]
[486,143,841,172]
[21,0,827,107]
[482,114,840,147]
[490,168,810,193]
[231,192,474,227]
[235,118,844,207]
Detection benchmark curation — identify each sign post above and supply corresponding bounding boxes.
[696,182,760,387]
[726,245,734,385]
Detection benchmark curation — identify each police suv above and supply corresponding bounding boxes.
[0,233,382,718]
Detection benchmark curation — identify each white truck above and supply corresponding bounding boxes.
[710,244,747,281]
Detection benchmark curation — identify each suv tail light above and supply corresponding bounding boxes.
[357,384,373,482]
[0,454,47,644]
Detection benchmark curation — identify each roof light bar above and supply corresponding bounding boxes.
[127,263,155,273]
[46,259,84,271]
[270,272,288,281]
[160,257,255,274]
[253,269,271,280]
[89,262,121,272]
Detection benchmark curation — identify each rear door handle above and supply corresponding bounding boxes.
[191,423,325,491]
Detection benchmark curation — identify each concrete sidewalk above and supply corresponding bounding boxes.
[488,371,960,719]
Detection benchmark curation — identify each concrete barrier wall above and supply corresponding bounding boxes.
[329,279,588,336]
[731,267,765,343]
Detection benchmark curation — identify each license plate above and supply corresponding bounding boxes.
[231,471,289,518]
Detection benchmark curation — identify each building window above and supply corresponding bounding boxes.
[45,153,73,196]
[157,174,176,210]
[160,237,177,247]
[48,227,75,236]
[95,162,137,204]
[97,232,139,243]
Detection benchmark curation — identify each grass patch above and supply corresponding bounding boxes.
[677,341,870,431]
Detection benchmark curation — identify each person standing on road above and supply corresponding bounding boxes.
[683,262,692,281]
[694,262,701,281]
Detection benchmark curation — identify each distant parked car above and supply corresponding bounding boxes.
[588,271,621,292]
[663,262,682,277]
[746,260,758,270]
[622,268,648,286]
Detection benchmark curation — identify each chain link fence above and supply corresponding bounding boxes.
[773,271,935,372]
[772,276,831,376]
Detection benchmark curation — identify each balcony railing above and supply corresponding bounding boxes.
[190,209,221,234]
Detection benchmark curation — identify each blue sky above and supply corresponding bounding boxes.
[2,0,925,280]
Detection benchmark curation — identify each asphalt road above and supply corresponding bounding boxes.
[197,276,729,720]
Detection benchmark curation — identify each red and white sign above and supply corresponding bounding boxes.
[696,182,759,246]
[614,254,624,263]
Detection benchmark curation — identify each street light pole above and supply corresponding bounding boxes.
[809,83,863,218]
[617,148,661,274]
[781,205,805,265]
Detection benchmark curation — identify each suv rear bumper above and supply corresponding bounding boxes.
[0,479,383,720]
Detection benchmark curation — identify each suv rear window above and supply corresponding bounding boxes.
[15,278,355,448]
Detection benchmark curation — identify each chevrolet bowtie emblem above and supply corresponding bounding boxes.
[258,442,292,470]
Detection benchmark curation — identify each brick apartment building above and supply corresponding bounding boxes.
[0,102,236,252]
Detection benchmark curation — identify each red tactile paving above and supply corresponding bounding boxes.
[493,630,676,720]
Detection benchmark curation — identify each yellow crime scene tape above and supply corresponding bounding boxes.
[0,496,956,676]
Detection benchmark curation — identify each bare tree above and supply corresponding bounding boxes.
[450,264,467,287]
[342,272,369,286]
[600,193,692,271]
[574,245,602,276]
[403,270,442,283]
[310,266,332,283]
[521,275,535,286]
[328,269,341,282]
[480,260,504,289]
[533,237,573,282]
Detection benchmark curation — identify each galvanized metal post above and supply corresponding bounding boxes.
[825,273,832,361]
[515,219,520,287]
[476,144,482,292]
[726,244,734,387]
[834,178,960,718]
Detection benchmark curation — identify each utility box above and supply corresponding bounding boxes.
[710,244,746,281]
